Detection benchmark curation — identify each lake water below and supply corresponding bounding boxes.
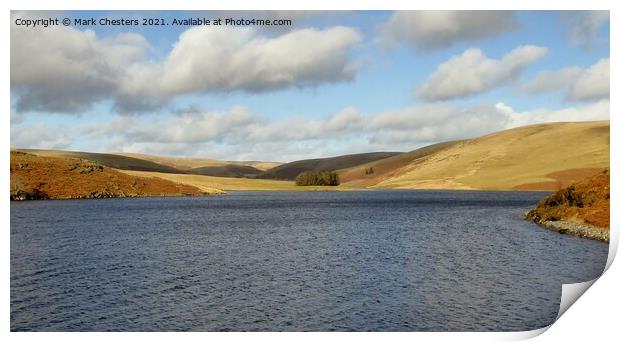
[10,190,608,331]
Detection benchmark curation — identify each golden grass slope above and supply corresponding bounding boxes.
[119,170,354,192]
[373,121,609,191]
[117,152,282,171]
[338,141,461,187]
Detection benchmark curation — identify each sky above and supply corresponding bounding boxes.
[10,10,610,162]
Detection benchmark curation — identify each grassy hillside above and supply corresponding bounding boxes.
[119,170,353,192]
[525,169,609,229]
[10,151,215,200]
[258,152,403,180]
[187,164,263,178]
[371,121,609,191]
[117,152,282,171]
[17,149,185,174]
[17,149,280,178]
[339,141,462,187]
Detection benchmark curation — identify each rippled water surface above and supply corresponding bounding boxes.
[11,191,608,331]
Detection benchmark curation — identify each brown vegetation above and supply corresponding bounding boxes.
[525,169,610,228]
[10,151,210,200]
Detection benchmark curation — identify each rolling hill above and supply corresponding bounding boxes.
[187,164,263,178]
[16,149,185,174]
[338,141,462,187]
[10,151,215,200]
[363,121,609,191]
[116,152,282,171]
[11,121,609,194]
[16,149,280,178]
[257,152,403,180]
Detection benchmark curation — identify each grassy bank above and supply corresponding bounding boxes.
[525,169,610,242]
[118,170,355,192]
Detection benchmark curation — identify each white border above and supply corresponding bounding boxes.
[4,1,617,341]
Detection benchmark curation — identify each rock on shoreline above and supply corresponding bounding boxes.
[524,169,609,242]
[534,219,609,242]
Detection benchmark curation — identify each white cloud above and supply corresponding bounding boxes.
[570,59,610,101]
[11,23,149,113]
[520,67,583,93]
[561,11,609,49]
[11,19,361,114]
[418,45,548,101]
[500,100,610,128]
[11,123,72,149]
[156,26,361,95]
[378,11,517,51]
[520,58,609,101]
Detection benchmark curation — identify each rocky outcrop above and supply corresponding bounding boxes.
[525,169,610,242]
[10,151,208,200]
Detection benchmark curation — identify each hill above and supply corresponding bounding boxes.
[118,170,352,192]
[338,141,462,187]
[10,151,216,200]
[16,149,280,178]
[16,149,185,174]
[187,164,263,178]
[257,152,403,180]
[367,121,609,191]
[116,152,282,171]
[525,169,610,241]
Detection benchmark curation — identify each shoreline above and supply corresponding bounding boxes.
[534,220,609,243]
[10,192,224,202]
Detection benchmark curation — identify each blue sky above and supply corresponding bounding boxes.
[10,10,610,161]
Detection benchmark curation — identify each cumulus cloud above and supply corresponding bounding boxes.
[11,20,361,114]
[11,123,72,149]
[570,59,610,101]
[500,99,609,128]
[520,58,609,101]
[520,67,583,94]
[11,24,149,113]
[417,45,548,101]
[155,26,361,96]
[560,11,609,49]
[75,97,609,162]
[378,11,517,51]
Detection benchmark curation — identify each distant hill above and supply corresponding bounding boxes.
[116,152,282,171]
[367,121,609,191]
[338,141,462,187]
[10,151,214,200]
[16,149,185,174]
[16,149,281,178]
[257,152,403,180]
[12,121,609,192]
[187,164,263,178]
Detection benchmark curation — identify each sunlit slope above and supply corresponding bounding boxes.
[119,170,354,192]
[10,151,213,200]
[338,141,462,187]
[373,121,609,191]
[117,152,282,171]
[15,149,185,174]
[15,149,281,178]
[258,152,403,180]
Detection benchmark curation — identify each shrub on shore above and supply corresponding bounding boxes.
[295,171,340,186]
[525,169,609,228]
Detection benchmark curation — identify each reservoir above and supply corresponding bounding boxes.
[10,190,608,331]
